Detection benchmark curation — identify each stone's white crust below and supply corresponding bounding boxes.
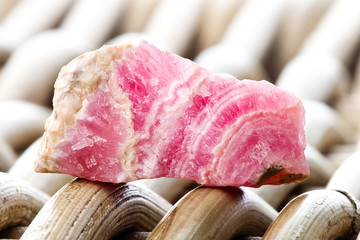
[36,43,137,180]
[107,64,138,180]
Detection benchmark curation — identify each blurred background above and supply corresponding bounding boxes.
[1,0,360,238]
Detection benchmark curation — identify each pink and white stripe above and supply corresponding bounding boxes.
[36,41,308,187]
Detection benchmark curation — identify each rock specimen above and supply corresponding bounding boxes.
[35,41,308,187]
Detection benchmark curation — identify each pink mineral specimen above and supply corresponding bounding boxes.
[35,41,308,187]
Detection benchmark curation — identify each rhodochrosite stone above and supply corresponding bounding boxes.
[36,41,308,187]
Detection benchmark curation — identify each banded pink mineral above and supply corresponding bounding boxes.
[36,41,308,187]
